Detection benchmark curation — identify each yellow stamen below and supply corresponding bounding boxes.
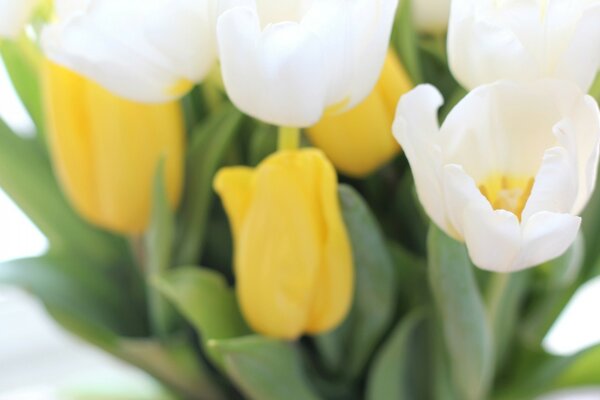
[479,174,534,220]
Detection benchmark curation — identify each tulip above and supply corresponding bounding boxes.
[42,0,230,103]
[393,80,600,272]
[307,50,411,177]
[214,149,354,339]
[413,0,451,35]
[448,0,600,92]
[43,60,184,234]
[216,0,399,127]
[0,0,39,38]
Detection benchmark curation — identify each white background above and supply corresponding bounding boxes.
[1,60,600,398]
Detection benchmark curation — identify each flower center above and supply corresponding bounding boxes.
[478,174,534,220]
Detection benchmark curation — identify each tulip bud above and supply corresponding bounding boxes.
[307,51,412,177]
[214,149,354,340]
[43,60,184,234]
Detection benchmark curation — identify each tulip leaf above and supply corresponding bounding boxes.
[315,185,397,378]
[427,225,494,400]
[392,0,423,84]
[0,255,139,334]
[174,104,244,266]
[48,306,227,400]
[145,162,177,338]
[494,345,600,400]
[153,266,250,367]
[519,237,584,349]
[209,336,320,400]
[0,39,44,135]
[366,310,428,400]
[0,118,128,266]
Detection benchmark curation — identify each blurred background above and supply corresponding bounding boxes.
[0,58,599,399]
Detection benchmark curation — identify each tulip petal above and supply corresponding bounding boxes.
[305,152,353,334]
[462,204,522,273]
[515,212,582,271]
[393,85,451,236]
[213,167,255,247]
[43,0,215,102]
[217,7,328,127]
[0,0,38,38]
[521,146,578,222]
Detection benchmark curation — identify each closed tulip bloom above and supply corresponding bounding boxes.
[216,0,399,127]
[0,0,39,38]
[42,0,228,103]
[448,0,600,92]
[43,60,184,234]
[413,0,451,34]
[307,51,411,178]
[214,149,353,339]
[393,81,600,272]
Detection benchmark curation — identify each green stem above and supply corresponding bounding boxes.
[278,126,300,151]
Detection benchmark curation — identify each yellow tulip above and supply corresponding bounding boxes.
[307,50,412,177]
[43,60,184,234]
[214,149,354,340]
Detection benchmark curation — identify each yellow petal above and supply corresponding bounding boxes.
[307,50,412,178]
[43,60,185,234]
[213,167,255,247]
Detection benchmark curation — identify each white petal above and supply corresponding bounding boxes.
[392,85,452,235]
[448,0,600,91]
[304,0,399,109]
[43,0,216,103]
[513,212,581,271]
[217,7,328,127]
[554,2,600,92]
[0,0,38,38]
[521,146,578,222]
[462,202,522,273]
[442,164,490,239]
[440,81,560,182]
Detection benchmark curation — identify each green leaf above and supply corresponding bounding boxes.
[248,122,277,166]
[145,162,177,338]
[0,118,127,266]
[494,345,600,400]
[48,307,227,400]
[392,0,423,84]
[0,255,145,335]
[590,71,600,102]
[315,185,398,378]
[427,225,494,400]
[519,237,584,349]
[0,39,44,136]
[154,267,250,367]
[366,310,428,400]
[210,336,320,400]
[174,104,244,265]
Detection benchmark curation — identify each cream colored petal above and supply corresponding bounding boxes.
[393,85,451,236]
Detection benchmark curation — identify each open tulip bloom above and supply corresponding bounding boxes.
[4,0,600,399]
[394,80,600,272]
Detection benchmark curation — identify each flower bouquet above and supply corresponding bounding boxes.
[1,0,600,399]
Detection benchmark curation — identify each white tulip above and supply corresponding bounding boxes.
[42,0,233,103]
[413,0,451,34]
[393,81,600,272]
[448,0,600,92]
[216,0,399,127]
[0,0,39,39]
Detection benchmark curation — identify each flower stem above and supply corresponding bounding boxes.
[278,126,300,151]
